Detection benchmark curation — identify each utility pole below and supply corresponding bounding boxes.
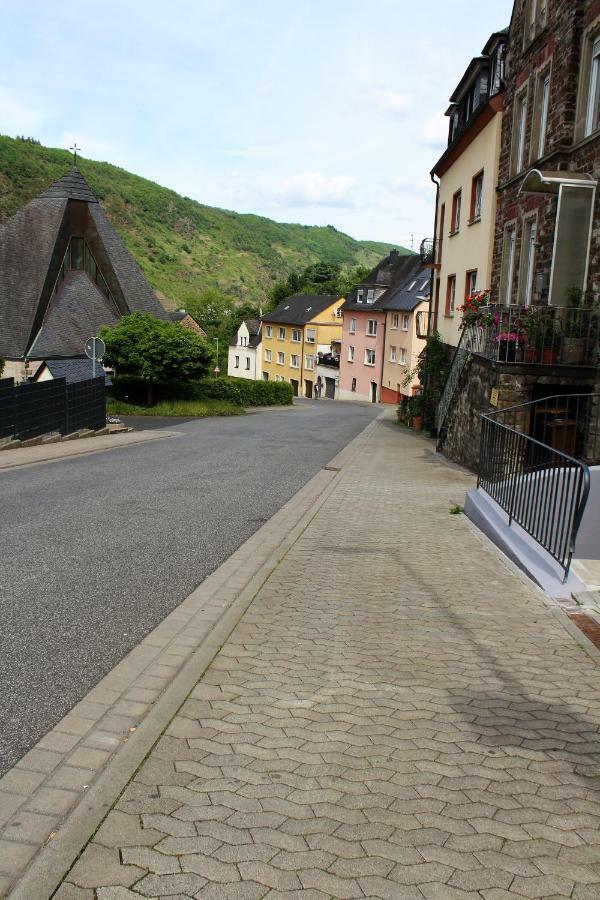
[213,337,220,376]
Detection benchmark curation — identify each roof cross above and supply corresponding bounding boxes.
[69,142,81,166]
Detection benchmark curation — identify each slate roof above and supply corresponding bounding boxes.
[34,357,112,385]
[262,294,336,326]
[342,251,416,312]
[373,257,431,312]
[229,319,262,348]
[0,167,168,361]
[0,198,67,358]
[40,168,99,203]
[29,271,119,357]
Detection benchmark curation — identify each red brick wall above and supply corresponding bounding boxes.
[491,0,600,304]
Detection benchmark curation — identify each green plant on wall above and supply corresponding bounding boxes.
[402,331,451,432]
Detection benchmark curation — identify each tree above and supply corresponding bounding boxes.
[100,313,213,402]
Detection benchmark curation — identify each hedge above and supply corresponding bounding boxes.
[194,377,293,407]
[109,375,293,407]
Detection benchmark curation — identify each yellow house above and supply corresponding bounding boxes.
[261,293,344,397]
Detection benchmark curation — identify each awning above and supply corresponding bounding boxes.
[520,169,597,195]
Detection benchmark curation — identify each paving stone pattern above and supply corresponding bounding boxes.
[57,419,600,898]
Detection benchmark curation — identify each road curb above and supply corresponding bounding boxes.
[5,414,381,900]
[0,430,176,472]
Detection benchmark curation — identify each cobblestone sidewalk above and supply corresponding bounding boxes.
[55,418,600,899]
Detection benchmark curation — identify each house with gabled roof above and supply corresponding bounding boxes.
[0,166,168,382]
[261,294,344,397]
[339,250,417,403]
[380,258,430,405]
[228,318,262,380]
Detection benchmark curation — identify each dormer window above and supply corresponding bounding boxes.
[366,289,375,303]
[357,289,364,303]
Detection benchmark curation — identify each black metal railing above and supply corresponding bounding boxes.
[477,393,598,578]
[464,304,598,367]
[419,238,436,266]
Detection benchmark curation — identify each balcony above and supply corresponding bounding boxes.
[419,239,439,269]
[464,304,599,368]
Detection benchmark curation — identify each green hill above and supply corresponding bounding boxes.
[0,135,409,307]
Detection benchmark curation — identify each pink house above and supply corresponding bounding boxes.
[339,251,415,403]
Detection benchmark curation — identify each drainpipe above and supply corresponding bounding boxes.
[429,171,440,335]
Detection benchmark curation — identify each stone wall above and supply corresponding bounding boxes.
[441,354,597,471]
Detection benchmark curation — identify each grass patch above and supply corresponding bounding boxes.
[107,397,245,418]
[449,505,464,515]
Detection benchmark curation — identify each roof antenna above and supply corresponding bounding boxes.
[70,142,81,166]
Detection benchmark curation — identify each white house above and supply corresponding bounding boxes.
[227,319,262,380]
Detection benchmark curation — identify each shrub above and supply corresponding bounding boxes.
[193,377,293,407]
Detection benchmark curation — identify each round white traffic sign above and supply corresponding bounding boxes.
[85,336,106,360]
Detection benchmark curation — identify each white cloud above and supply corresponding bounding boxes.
[276,172,357,208]
[419,114,448,149]
[0,86,45,136]
[370,88,414,116]
[388,176,436,200]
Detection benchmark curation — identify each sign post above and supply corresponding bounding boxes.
[85,336,106,379]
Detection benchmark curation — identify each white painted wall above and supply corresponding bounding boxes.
[227,322,262,380]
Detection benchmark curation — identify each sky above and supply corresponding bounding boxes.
[1,0,513,248]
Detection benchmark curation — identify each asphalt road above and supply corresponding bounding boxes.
[0,399,380,775]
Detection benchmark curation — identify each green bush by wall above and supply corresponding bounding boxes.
[110,375,293,407]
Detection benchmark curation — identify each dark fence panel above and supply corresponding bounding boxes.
[66,377,106,433]
[0,376,106,442]
[16,379,67,440]
[0,378,15,439]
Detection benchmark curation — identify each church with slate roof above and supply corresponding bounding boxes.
[0,167,168,382]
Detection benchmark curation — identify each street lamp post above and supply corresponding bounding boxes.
[213,337,220,376]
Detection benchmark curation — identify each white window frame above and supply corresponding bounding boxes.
[390,346,397,363]
[399,348,407,365]
[234,355,239,368]
[502,224,517,306]
[265,325,272,338]
[467,270,477,297]
[520,216,538,308]
[277,351,285,365]
[349,317,357,333]
[537,71,551,158]
[367,319,378,336]
[290,354,300,369]
[474,172,484,219]
[278,326,286,341]
[357,289,364,303]
[305,354,315,371]
[364,348,376,366]
[245,357,251,370]
[265,349,272,362]
[348,345,355,362]
[366,289,375,304]
[305,328,316,343]
[291,328,301,343]
[514,89,528,174]
[401,314,409,331]
[391,313,399,329]
[586,35,600,137]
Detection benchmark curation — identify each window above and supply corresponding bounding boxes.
[470,171,484,222]
[585,35,600,137]
[306,328,316,343]
[245,357,251,370]
[445,275,456,317]
[278,326,286,340]
[351,377,357,392]
[241,336,247,347]
[450,190,461,234]
[305,354,315,370]
[366,289,375,304]
[266,325,272,338]
[391,313,399,329]
[357,289,364,303]
[401,314,409,331]
[525,0,547,46]
[533,70,551,159]
[334,306,342,318]
[390,346,397,363]
[367,319,378,336]
[291,328,301,342]
[513,89,528,174]
[399,348,407,365]
[234,355,239,368]
[349,317,357,333]
[277,351,285,365]
[519,217,538,307]
[364,348,376,366]
[265,349,272,362]
[501,225,517,306]
[348,345,355,362]
[465,270,477,299]
[291,354,300,368]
